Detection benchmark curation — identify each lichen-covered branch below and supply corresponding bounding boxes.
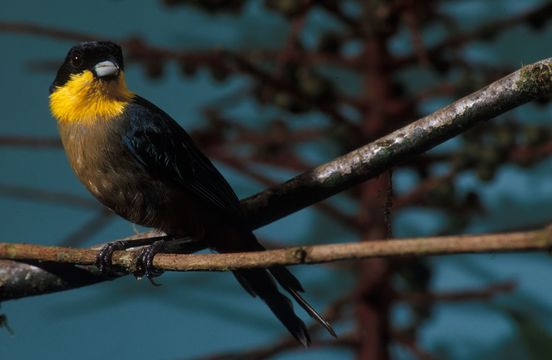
[243,58,552,228]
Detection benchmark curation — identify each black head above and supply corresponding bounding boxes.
[49,41,125,93]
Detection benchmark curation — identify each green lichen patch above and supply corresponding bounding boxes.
[55,252,71,262]
[518,62,552,97]
[4,244,18,259]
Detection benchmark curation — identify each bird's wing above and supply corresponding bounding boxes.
[122,96,244,217]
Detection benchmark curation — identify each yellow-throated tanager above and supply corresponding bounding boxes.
[49,41,334,345]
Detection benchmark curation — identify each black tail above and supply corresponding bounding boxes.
[269,266,336,338]
[233,268,311,346]
[212,228,336,345]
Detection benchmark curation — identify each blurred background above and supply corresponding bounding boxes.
[2,0,552,359]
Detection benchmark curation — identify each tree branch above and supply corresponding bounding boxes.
[242,58,552,228]
[2,57,552,301]
[2,226,552,301]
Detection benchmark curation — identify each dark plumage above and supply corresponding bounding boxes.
[49,41,335,345]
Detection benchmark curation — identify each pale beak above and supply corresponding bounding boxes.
[94,60,119,78]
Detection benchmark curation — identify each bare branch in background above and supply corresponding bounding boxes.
[0,184,97,209]
[0,135,61,148]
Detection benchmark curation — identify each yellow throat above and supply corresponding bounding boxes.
[49,70,134,124]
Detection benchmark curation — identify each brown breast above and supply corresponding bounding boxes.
[57,118,207,238]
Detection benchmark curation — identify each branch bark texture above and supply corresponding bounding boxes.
[243,58,552,228]
[2,226,552,300]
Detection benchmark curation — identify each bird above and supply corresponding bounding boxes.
[49,41,335,346]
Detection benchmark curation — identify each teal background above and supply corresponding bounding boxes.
[2,1,552,359]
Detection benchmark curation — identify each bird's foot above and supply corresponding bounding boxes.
[96,240,132,274]
[96,235,206,286]
[134,239,166,286]
[95,235,169,275]
[133,236,206,286]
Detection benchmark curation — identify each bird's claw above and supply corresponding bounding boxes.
[134,239,166,286]
[96,236,199,286]
[96,240,129,274]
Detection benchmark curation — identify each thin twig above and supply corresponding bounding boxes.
[59,210,114,247]
[0,184,98,209]
[0,135,61,148]
[401,280,517,305]
[1,226,552,277]
[196,294,352,359]
[395,3,552,68]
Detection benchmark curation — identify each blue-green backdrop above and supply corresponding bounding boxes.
[2,1,552,359]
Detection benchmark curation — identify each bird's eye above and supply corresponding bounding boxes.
[70,52,84,68]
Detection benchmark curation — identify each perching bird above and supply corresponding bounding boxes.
[49,41,334,346]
